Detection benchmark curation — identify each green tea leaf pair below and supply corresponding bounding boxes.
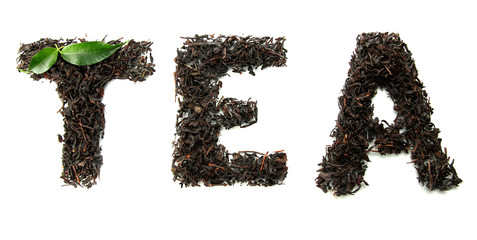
[27,41,126,74]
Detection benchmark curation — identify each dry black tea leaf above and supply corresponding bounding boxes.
[173,35,288,187]
[316,32,462,196]
[17,38,155,188]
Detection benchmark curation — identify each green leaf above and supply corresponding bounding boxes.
[28,47,59,74]
[59,41,125,66]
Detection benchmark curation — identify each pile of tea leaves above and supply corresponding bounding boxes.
[173,35,288,187]
[316,32,462,196]
[17,38,155,188]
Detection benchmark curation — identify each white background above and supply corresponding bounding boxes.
[1,0,475,239]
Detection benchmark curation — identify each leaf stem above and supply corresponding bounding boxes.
[55,44,65,52]
[18,69,31,74]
